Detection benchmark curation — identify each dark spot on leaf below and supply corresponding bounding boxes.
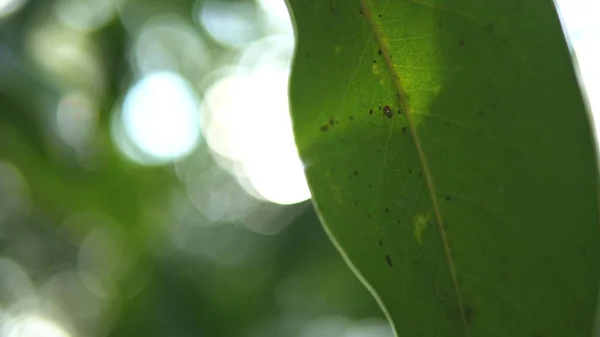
[377,149,381,154]
[385,255,392,267]
[385,208,389,213]
[320,125,329,131]
[350,116,354,120]
[359,9,363,15]
[373,59,376,64]
[408,169,412,174]
[378,49,382,55]
[378,14,382,18]
[378,239,383,246]
[369,109,373,115]
[478,109,484,116]
[465,306,474,325]
[329,118,335,126]
[378,106,382,110]
[397,109,402,114]
[368,184,372,189]
[383,106,393,118]
[445,196,451,201]
[418,173,422,178]
[459,39,465,46]
[353,170,358,176]
[367,214,371,218]
[402,127,406,134]
[354,200,359,206]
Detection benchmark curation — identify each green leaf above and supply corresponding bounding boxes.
[287,0,600,336]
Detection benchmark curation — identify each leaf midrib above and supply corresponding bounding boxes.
[358,0,469,335]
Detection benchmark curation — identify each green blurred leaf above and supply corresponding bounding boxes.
[287,0,600,336]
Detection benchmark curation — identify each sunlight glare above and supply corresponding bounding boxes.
[204,70,310,205]
[0,0,25,18]
[119,71,201,164]
[1,314,70,337]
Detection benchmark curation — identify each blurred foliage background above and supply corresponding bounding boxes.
[0,0,389,336]
[0,0,598,336]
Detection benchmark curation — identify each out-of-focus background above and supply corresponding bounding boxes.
[0,0,597,336]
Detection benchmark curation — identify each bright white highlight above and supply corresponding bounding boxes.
[556,0,600,139]
[120,71,201,164]
[203,69,310,205]
[1,314,71,337]
[0,0,24,18]
[198,1,259,48]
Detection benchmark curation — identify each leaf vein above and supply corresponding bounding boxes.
[360,1,470,335]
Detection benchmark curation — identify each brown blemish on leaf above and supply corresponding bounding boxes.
[320,125,329,131]
[459,39,465,46]
[378,239,383,246]
[329,118,335,126]
[385,255,392,267]
[465,306,474,325]
[383,106,393,118]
